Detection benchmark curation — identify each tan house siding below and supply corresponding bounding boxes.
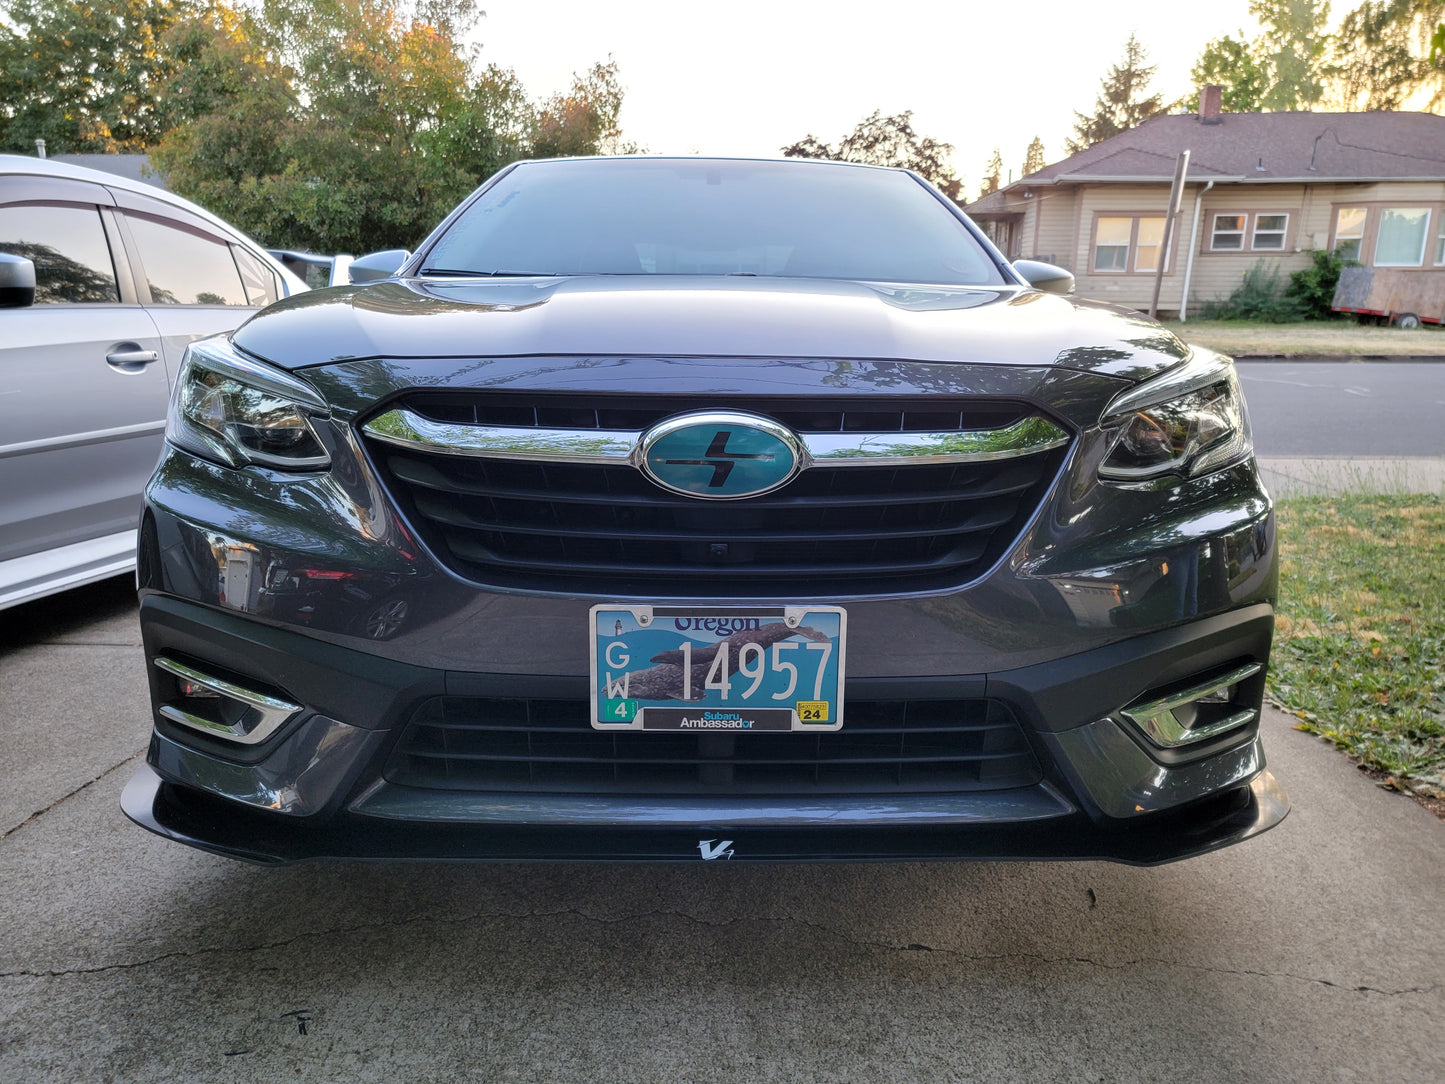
[1023,188,1077,267]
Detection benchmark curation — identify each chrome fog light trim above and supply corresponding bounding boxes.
[1120,662,1264,748]
[154,656,302,745]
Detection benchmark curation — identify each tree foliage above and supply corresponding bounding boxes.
[781,110,962,201]
[1185,0,1444,115]
[1066,34,1164,153]
[1252,0,1333,110]
[1,0,629,252]
[0,0,202,153]
[1190,34,1271,111]
[978,148,1002,199]
[1021,136,1046,178]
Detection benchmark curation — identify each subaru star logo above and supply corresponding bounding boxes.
[640,411,801,499]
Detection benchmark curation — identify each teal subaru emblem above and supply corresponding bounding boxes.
[640,412,802,499]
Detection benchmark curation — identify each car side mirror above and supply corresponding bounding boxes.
[1013,259,1074,296]
[348,249,411,284]
[0,252,37,308]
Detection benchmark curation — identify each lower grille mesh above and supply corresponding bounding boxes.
[385,697,1042,795]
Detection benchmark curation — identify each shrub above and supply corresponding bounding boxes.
[1203,260,1304,322]
[1285,248,1352,320]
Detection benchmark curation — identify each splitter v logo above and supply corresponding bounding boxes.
[640,412,801,499]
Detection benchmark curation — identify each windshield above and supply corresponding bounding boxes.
[420,158,1007,286]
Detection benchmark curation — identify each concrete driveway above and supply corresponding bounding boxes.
[2,580,1441,1082]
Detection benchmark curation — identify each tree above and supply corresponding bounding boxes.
[1066,34,1164,153]
[147,0,627,253]
[1251,0,1333,110]
[782,110,962,201]
[1189,34,1271,111]
[978,148,1002,199]
[0,0,201,153]
[1021,136,1046,177]
[1330,0,1445,110]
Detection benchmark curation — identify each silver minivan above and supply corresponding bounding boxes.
[0,155,307,610]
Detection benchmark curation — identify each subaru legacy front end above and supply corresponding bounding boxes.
[123,157,1287,863]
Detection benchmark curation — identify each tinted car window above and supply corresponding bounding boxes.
[125,212,248,305]
[423,159,1006,286]
[0,203,119,303]
[232,244,279,306]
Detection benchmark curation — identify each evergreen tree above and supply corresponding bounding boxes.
[1021,136,1046,177]
[1066,34,1164,153]
[1251,0,1333,109]
[978,148,1002,198]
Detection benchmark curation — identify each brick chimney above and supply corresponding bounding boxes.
[1199,85,1223,124]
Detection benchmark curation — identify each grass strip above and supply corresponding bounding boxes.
[1162,318,1445,357]
[1269,494,1445,798]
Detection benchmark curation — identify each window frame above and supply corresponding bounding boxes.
[1251,212,1289,251]
[1373,207,1433,268]
[1089,212,1173,275]
[1205,210,1294,254]
[0,199,126,306]
[1209,213,1246,252]
[1331,206,1367,261]
[116,208,251,308]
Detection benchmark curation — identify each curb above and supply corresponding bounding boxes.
[1232,354,1445,363]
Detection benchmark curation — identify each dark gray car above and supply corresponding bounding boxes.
[123,157,1286,864]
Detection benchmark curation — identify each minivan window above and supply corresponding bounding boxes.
[423,159,1006,286]
[125,212,248,305]
[0,203,119,303]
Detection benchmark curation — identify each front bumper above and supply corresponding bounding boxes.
[124,593,1287,865]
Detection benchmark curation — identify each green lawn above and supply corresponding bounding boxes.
[1269,494,1445,801]
[1162,318,1445,357]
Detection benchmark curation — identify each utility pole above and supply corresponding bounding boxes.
[1149,150,1189,320]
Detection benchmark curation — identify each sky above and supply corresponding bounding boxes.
[469,0,1267,194]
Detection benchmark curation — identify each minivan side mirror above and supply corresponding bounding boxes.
[0,252,37,308]
[1013,259,1075,296]
[348,249,411,284]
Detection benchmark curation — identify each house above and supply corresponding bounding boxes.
[47,153,166,190]
[965,89,1445,318]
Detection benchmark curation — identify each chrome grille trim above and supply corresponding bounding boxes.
[363,408,1069,469]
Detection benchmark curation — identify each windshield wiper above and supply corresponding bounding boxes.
[419,268,561,277]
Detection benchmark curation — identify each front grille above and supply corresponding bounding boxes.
[363,394,1069,596]
[385,696,1043,795]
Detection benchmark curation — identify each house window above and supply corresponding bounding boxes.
[1210,214,1245,250]
[1334,208,1366,261]
[1092,215,1168,273]
[1252,214,1288,250]
[1135,217,1166,271]
[1435,219,1445,266]
[1373,208,1434,267]
[1093,217,1131,271]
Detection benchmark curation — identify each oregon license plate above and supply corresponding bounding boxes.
[589,606,846,732]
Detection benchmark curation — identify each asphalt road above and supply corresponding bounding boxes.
[1237,361,1445,457]
[2,581,1442,1082]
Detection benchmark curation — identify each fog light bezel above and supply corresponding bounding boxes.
[1120,662,1263,748]
[154,656,302,746]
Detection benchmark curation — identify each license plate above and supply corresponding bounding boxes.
[589,605,846,731]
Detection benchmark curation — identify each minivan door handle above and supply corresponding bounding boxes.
[105,346,161,373]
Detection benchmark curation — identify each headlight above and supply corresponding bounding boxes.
[1098,350,1252,482]
[167,337,331,470]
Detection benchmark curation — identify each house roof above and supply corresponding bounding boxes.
[967,110,1445,214]
[48,153,165,189]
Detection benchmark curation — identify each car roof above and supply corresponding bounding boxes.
[0,153,309,294]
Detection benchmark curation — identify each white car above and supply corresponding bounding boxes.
[0,154,308,610]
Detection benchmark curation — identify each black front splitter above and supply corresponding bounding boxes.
[121,765,1288,866]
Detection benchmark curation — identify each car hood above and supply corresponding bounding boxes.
[232,275,1190,383]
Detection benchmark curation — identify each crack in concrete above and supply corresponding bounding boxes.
[0,905,1436,1000]
[0,752,143,841]
[776,910,1441,998]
